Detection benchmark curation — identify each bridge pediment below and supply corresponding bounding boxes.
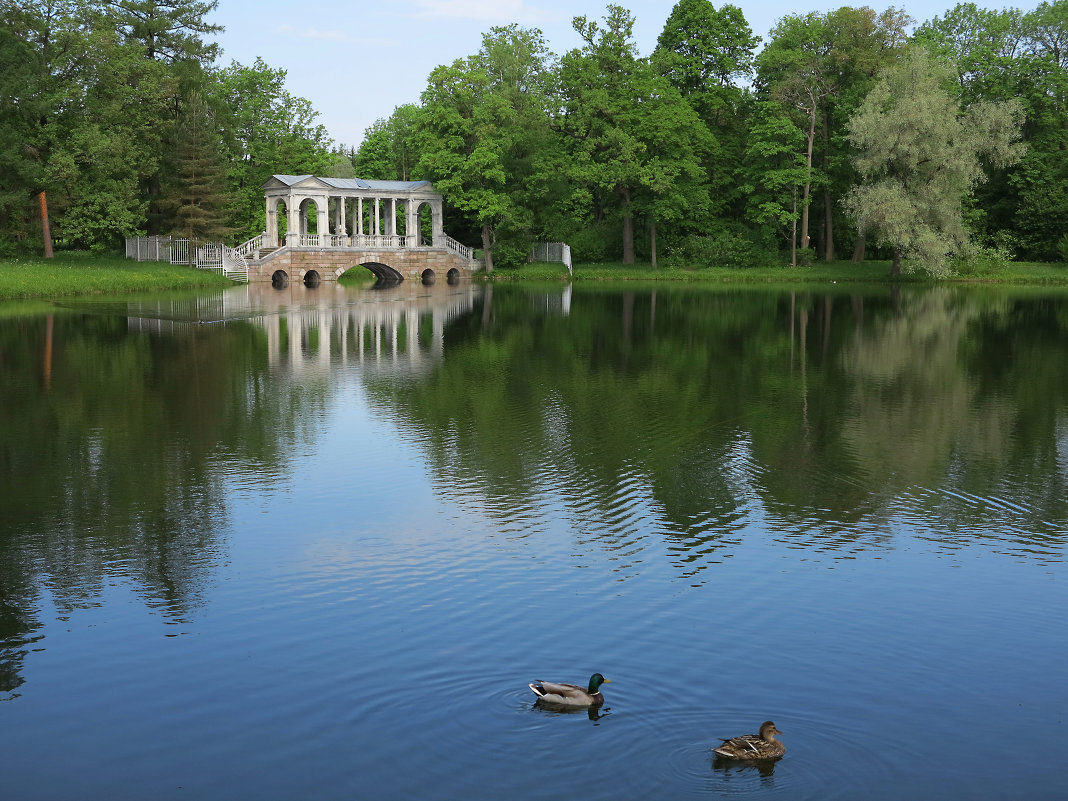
[263,174,332,192]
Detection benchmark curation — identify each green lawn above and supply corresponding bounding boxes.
[0,252,234,300]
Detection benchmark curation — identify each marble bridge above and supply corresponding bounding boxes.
[235,175,480,285]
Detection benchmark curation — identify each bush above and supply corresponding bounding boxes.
[665,223,779,269]
[566,224,616,263]
[1058,233,1068,265]
[488,240,528,270]
[951,243,1014,276]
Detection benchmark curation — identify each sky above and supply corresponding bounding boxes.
[205,0,1020,150]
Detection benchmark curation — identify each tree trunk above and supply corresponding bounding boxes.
[801,102,816,251]
[824,190,835,262]
[791,187,798,267]
[890,246,902,278]
[38,191,53,258]
[650,219,657,269]
[619,187,634,264]
[852,229,866,263]
[481,223,495,273]
[821,112,834,261]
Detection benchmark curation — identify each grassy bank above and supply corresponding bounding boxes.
[0,252,234,300]
[3,253,1065,301]
[487,259,1068,284]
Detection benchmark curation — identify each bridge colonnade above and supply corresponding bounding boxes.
[263,175,445,249]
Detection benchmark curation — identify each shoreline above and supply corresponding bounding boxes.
[2,254,1066,300]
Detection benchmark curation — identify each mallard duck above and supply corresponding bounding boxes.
[528,673,610,707]
[712,721,785,761]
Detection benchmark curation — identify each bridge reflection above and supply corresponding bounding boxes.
[127,281,484,376]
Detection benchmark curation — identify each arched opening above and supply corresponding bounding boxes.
[272,270,289,288]
[300,198,321,239]
[415,202,434,246]
[421,268,436,285]
[361,261,404,283]
[304,270,321,287]
[273,199,289,246]
[446,268,460,284]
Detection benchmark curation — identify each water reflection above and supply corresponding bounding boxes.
[360,285,1068,573]
[531,702,610,722]
[2,283,1066,698]
[711,753,778,779]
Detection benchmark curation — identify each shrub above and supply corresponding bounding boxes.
[951,243,1014,276]
[666,223,779,269]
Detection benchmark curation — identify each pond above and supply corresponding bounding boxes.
[1,280,1066,800]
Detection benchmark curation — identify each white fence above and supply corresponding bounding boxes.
[529,242,572,275]
[169,239,248,282]
[125,236,171,262]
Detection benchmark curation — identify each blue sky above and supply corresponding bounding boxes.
[207,0,1029,149]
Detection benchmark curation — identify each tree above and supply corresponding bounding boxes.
[104,0,222,63]
[652,0,759,219]
[916,2,1068,260]
[415,25,556,271]
[557,5,711,264]
[161,90,231,250]
[211,58,332,237]
[355,104,423,181]
[0,5,45,248]
[740,101,808,265]
[844,47,1025,277]
[757,7,911,262]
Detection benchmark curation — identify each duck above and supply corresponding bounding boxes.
[528,673,610,707]
[712,721,785,761]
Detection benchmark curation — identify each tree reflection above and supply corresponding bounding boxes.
[0,310,302,694]
[365,285,1068,572]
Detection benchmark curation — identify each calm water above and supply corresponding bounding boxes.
[1,280,1066,800]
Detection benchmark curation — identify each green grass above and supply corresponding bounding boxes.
[0,252,234,300]
[486,259,1068,285]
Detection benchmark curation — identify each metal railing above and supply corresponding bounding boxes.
[125,235,172,262]
[529,241,573,275]
[169,239,248,282]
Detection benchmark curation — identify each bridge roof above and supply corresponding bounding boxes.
[265,174,433,192]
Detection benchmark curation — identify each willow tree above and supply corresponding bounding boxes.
[844,48,1024,278]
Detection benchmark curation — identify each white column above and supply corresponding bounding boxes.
[317,199,328,245]
[287,195,299,244]
[357,197,364,236]
[338,197,347,236]
[265,197,276,242]
[374,198,380,236]
[389,198,397,236]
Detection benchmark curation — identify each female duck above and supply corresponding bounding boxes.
[712,721,785,761]
[528,673,610,708]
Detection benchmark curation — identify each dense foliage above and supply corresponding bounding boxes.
[0,0,334,254]
[2,1,1065,276]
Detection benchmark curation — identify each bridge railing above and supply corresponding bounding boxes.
[442,234,473,260]
[236,232,267,259]
[284,233,420,250]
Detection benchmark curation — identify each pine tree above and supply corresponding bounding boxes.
[163,91,232,258]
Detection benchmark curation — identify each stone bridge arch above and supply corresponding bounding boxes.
[353,261,404,282]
